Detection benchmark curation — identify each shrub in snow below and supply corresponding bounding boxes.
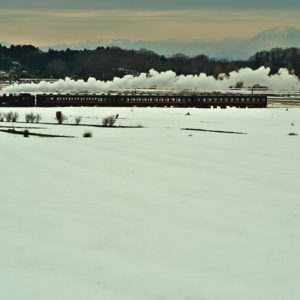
[11,112,19,122]
[4,111,13,122]
[83,131,92,138]
[56,111,67,124]
[23,130,29,137]
[0,112,3,122]
[288,132,298,136]
[25,112,36,123]
[75,116,82,125]
[102,115,116,127]
[35,114,42,123]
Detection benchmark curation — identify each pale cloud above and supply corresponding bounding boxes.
[2,0,300,10]
[0,8,299,45]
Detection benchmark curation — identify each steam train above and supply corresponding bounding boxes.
[0,93,267,108]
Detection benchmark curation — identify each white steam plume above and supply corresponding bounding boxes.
[1,67,300,94]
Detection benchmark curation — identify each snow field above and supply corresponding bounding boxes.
[0,107,300,300]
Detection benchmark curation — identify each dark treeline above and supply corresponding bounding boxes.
[0,44,299,80]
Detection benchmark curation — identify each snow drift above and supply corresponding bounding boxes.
[1,67,300,94]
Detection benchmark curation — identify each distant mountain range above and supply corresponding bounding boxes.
[2,27,300,60]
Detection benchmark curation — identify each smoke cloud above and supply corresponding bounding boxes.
[1,67,300,94]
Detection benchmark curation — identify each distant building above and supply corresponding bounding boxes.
[112,67,139,75]
[11,61,22,70]
[0,71,9,78]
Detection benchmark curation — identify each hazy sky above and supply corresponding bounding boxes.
[0,0,299,45]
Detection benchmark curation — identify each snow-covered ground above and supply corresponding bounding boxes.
[0,106,300,300]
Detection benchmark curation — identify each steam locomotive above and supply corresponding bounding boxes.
[0,93,267,108]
